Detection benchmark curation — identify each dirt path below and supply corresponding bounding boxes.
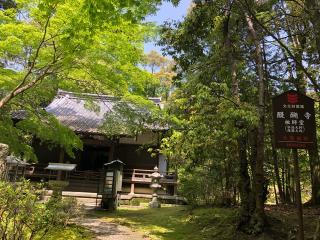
[79,217,150,240]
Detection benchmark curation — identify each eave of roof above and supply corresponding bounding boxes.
[45,90,164,134]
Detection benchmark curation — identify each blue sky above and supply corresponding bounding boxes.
[144,0,192,54]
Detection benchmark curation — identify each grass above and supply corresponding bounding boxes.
[89,205,241,240]
[87,204,320,240]
[36,224,93,240]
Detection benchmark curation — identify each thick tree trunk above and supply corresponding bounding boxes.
[222,0,244,208]
[309,148,320,205]
[249,128,257,203]
[222,2,259,230]
[238,136,254,229]
[237,129,259,233]
[245,13,266,230]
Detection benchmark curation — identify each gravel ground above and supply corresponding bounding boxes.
[78,215,150,240]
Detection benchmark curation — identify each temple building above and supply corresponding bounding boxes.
[26,90,177,199]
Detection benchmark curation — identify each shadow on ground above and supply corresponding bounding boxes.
[85,205,320,240]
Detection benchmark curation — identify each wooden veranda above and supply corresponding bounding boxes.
[25,165,178,197]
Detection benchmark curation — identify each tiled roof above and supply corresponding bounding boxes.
[12,110,27,120]
[45,90,162,134]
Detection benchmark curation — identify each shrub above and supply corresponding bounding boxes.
[178,167,226,206]
[130,198,141,206]
[0,180,80,239]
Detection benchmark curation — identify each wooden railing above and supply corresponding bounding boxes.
[122,168,177,195]
[69,170,102,181]
[25,164,103,180]
[24,165,178,195]
[27,166,177,183]
[123,169,177,185]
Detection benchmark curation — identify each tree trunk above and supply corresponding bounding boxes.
[224,156,232,206]
[292,149,305,240]
[308,85,320,205]
[309,148,320,205]
[245,13,267,230]
[273,176,278,205]
[238,135,254,229]
[284,155,292,203]
[222,2,259,230]
[222,0,244,208]
[270,130,285,203]
[281,156,286,200]
[304,0,320,59]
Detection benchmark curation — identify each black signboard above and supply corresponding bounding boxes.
[272,90,317,149]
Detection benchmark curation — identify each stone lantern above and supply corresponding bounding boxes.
[149,166,162,208]
[101,160,125,210]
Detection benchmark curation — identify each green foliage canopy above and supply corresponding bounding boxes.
[0,0,177,160]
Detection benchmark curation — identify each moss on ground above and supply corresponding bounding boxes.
[90,205,240,240]
[37,224,93,240]
[88,204,319,240]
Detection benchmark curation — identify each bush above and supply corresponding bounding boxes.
[130,198,141,206]
[0,180,81,239]
[178,167,226,206]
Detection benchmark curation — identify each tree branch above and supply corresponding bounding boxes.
[0,12,52,109]
[239,0,320,92]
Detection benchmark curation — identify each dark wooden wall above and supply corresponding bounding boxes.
[114,144,158,170]
[33,140,158,171]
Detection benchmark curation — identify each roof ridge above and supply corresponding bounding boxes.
[57,89,163,103]
[57,89,119,101]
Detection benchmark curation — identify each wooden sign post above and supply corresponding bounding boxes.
[272,90,317,240]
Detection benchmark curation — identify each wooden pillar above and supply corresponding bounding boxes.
[108,143,115,163]
[129,168,135,195]
[173,169,178,196]
[130,183,135,195]
[173,185,177,196]
[57,148,64,180]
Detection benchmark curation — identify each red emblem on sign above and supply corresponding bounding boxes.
[287,93,298,104]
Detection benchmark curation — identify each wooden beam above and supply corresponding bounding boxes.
[57,148,64,180]
[108,144,115,163]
